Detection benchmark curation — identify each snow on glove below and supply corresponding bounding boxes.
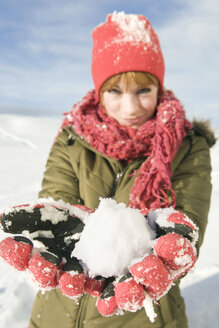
[148,207,198,279]
[0,199,90,293]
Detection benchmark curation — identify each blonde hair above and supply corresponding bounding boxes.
[99,71,160,105]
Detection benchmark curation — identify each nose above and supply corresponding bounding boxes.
[120,94,138,117]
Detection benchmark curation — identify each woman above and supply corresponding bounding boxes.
[0,11,215,328]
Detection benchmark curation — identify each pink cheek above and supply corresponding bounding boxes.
[103,96,117,112]
[105,104,117,115]
[140,98,152,106]
[104,100,119,115]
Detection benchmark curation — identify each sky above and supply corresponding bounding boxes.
[0,0,218,127]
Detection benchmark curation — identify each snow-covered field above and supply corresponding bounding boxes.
[0,114,218,328]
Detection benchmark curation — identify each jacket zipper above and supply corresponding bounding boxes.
[76,293,88,328]
[110,157,145,199]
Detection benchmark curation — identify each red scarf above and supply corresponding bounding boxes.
[61,89,192,210]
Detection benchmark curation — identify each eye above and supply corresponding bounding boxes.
[137,88,151,95]
[108,88,121,94]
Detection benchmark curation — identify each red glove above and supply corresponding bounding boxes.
[97,274,146,316]
[28,251,61,289]
[59,258,85,298]
[0,234,62,289]
[0,199,90,296]
[130,208,198,299]
[114,273,146,312]
[152,209,198,279]
[96,278,118,316]
[0,236,33,271]
[129,254,172,299]
[84,276,105,297]
[154,233,197,279]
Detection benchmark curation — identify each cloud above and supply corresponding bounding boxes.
[157,0,219,124]
[0,0,96,114]
[0,61,93,116]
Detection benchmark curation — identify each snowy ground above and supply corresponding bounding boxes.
[0,114,218,328]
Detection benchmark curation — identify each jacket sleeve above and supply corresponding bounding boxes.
[38,129,81,205]
[171,134,212,252]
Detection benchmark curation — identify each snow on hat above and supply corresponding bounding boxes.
[91,11,165,97]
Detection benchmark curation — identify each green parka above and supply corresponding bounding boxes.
[29,121,214,328]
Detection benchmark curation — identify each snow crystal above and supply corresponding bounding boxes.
[177,237,186,247]
[110,11,152,45]
[64,233,82,245]
[175,254,192,266]
[26,269,55,292]
[72,198,155,278]
[22,229,54,240]
[40,206,68,224]
[143,293,157,323]
[30,240,48,254]
[1,198,89,223]
[148,207,176,229]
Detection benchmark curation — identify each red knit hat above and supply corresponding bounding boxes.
[91,11,165,97]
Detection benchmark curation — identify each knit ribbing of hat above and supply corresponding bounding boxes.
[61,89,192,210]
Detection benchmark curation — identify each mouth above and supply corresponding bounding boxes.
[120,116,144,125]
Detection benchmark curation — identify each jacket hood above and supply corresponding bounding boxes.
[193,120,217,148]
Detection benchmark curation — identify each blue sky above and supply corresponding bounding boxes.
[0,0,218,127]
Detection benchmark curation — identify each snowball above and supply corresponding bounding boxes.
[72,198,155,278]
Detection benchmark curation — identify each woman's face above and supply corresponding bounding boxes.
[102,79,158,129]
